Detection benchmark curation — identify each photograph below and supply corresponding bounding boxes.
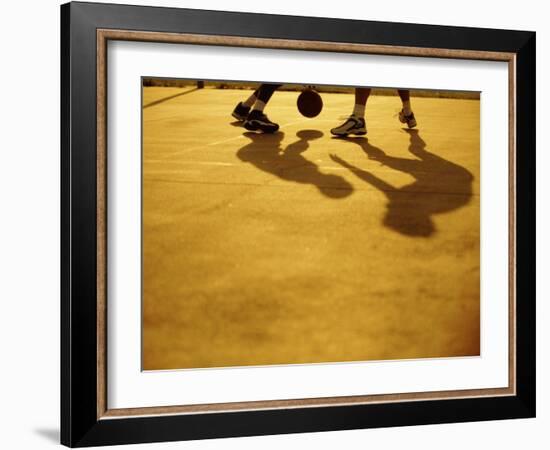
[141,79,481,371]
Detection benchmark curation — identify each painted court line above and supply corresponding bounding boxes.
[158,119,314,160]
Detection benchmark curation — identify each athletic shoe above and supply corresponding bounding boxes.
[244,110,280,133]
[330,116,367,136]
[231,102,251,121]
[398,110,417,128]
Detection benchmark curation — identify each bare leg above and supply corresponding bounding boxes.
[397,89,410,102]
[233,87,263,121]
[253,83,283,111]
[397,89,417,128]
[242,88,260,108]
[331,87,370,136]
[352,88,372,117]
[397,89,412,114]
[355,87,372,106]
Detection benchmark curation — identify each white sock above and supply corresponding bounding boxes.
[242,93,257,108]
[402,100,412,115]
[252,99,266,112]
[352,103,366,118]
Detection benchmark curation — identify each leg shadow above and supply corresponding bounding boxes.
[237,130,354,199]
[330,130,474,236]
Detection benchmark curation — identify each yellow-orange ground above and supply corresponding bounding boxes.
[142,87,480,370]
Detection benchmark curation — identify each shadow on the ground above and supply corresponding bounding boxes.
[143,87,200,109]
[237,130,354,199]
[34,428,59,443]
[330,129,474,237]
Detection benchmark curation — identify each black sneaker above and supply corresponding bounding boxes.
[398,110,417,128]
[244,110,280,133]
[330,116,367,136]
[231,102,251,121]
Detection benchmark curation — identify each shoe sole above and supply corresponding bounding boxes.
[244,120,279,133]
[331,130,367,136]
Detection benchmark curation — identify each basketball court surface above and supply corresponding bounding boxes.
[142,86,480,370]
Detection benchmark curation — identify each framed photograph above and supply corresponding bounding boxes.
[61,1,535,447]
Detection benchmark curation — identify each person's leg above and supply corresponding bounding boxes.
[250,84,282,113]
[232,88,260,121]
[243,89,260,107]
[397,89,411,114]
[397,89,417,128]
[352,88,371,118]
[244,84,283,133]
[331,88,371,136]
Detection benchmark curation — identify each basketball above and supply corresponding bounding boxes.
[297,88,323,118]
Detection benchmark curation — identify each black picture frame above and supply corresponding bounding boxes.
[61,1,535,447]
